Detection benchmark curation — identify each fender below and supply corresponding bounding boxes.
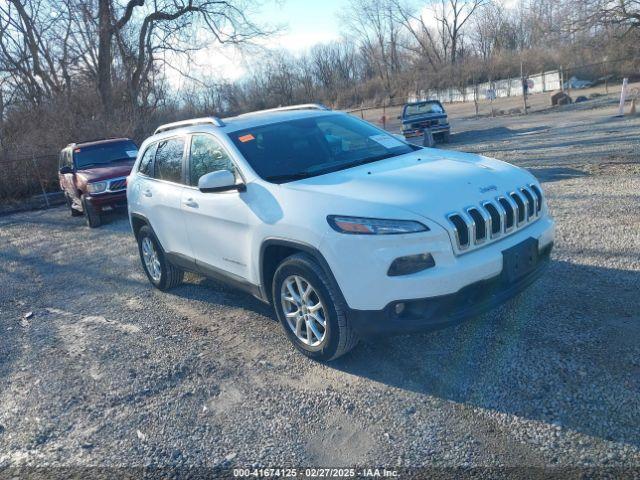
[259,238,346,306]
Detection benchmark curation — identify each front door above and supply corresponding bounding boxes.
[182,133,252,280]
[139,136,192,259]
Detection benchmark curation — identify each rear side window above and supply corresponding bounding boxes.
[189,134,236,186]
[138,143,157,176]
[154,138,185,183]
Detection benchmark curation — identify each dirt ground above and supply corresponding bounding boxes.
[0,97,639,475]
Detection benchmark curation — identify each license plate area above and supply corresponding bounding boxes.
[502,238,539,282]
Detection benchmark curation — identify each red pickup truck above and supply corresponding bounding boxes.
[58,138,138,228]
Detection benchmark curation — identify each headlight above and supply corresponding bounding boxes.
[327,216,429,235]
[87,181,107,194]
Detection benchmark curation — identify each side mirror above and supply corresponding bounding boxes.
[198,170,245,193]
[59,166,73,174]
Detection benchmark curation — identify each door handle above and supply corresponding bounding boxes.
[142,189,152,197]
[183,199,198,208]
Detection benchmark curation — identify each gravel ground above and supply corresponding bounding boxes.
[1,102,639,477]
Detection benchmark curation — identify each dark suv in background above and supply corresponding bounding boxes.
[58,138,138,228]
[400,100,450,144]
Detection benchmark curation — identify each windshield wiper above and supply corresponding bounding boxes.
[344,152,399,169]
[264,172,315,183]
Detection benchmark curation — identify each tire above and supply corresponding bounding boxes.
[272,253,358,361]
[66,194,82,216]
[442,131,451,143]
[136,225,183,291]
[81,195,102,228]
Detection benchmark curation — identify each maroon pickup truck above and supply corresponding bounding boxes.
[58,138,138,228]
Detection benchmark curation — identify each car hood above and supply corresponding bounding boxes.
[283,149,537,223]
[76,161,134,183]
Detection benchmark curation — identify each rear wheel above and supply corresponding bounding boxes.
[442,131,451,143]
[137,225,183,291]
[272,253,358,361]
[81,195,101,228]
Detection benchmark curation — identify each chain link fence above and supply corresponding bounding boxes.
[0,153,64,213]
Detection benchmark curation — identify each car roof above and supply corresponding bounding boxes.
[222,109,338,132]
[69,137,134,149]
[146,109,342,143]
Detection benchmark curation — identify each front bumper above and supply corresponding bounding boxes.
[403,125,450,138]
[349,241,553,336]
[85,190,127,209]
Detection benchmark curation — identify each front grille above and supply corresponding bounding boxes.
[446,184,544,252]
[108,177,127,192]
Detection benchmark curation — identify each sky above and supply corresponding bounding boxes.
[259,0,347,51]
[171,0,349,86]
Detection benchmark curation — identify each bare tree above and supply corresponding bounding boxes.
[432,0,488,63]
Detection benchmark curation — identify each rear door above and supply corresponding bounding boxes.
[182,133,251,280]
[138,137,193,260]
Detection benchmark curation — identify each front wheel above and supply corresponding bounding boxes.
[137,225,183,291]
[272,253,358,361]
[81,195,101,228]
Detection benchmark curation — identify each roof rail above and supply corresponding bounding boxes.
[154,116,225,135]
[238,103,330,117]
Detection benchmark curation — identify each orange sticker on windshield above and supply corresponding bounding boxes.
[239,134,255,143]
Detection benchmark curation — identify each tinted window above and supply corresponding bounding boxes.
[230,113,416,183]
[73,140,138,169]
[138,143,157,176]
[189,135,235,186]
[154,138,185,183]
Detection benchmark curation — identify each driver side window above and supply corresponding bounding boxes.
[189,134,236,186]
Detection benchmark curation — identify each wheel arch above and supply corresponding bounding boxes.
[130,213,152,241]
[259,238,344,305]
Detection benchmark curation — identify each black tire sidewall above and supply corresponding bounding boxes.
[272,257,341,361]
[137,226,167,289]
[81,195,100,227]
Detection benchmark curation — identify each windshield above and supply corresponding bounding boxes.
[73,140,138,169]
[230,114,417,183]
[404,102,444,117]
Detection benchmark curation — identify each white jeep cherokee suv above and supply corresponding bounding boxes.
[127,104,554,360]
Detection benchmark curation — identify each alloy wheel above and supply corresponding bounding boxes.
[280,275,327,346]
[141,236,161,282]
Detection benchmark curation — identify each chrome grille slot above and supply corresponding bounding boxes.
[520,187,535,218]
[445,184,544,254]
[107,177,127,192]
[447,213,470,249]
[467,207,487,243]
[482,202,501,236]
[510,192,526,224]
[529,184,543,213]
[498,197,515,229]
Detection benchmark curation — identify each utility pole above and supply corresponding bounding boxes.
[521,61,528,114]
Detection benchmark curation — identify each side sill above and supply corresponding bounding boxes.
[165,252,267,303]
